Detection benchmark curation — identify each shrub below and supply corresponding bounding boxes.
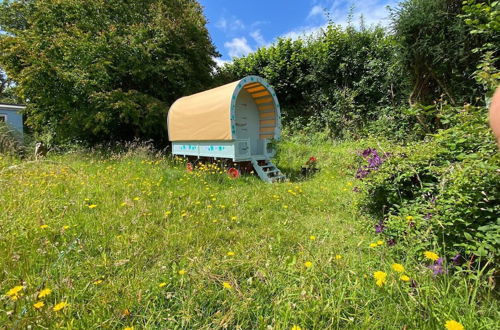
[358,104,499,260]
[0,121,23,155]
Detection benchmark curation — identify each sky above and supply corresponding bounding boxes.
[198,0,401,65]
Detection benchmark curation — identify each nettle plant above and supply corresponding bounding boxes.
[356,104,499,264]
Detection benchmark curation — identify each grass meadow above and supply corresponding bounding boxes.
[0,139,498,329]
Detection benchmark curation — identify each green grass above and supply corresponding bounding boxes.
[0,140,498,329]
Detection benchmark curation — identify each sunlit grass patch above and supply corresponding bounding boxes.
[0,141,497,329]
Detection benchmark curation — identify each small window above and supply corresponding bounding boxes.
[0,115,6,122]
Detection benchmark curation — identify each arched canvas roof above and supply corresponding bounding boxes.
[168,76,281,141]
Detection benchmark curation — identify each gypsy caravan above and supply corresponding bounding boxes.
[168,76,285,182]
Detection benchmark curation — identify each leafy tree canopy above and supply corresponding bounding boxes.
[0,0,218,144]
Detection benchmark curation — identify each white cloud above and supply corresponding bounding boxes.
[213,57,231,68]
[250,29,266,46]
[281,24,328,41]
[307,5,325,20]
[280,0,398,41]
[215,17,227,30]
[224,37,253,58]
[216,15,245,32]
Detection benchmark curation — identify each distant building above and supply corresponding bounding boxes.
[0,103,25,135]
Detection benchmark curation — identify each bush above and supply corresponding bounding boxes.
[0,121,23,155]
[357,104,499,260]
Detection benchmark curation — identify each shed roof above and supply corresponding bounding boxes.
[0,103,26,111]
[168,76,280,141]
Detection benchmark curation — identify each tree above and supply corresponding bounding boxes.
[0,0,218,144]
[391,0,491,105]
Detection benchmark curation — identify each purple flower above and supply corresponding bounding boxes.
[375,220,385,233]
[387,238,396,246]
[352,187,360,193]
[452,254,464,266]
[428,258,446,275]
[424,213,432,220]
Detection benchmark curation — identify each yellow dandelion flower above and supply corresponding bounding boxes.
[283,205,288,209]
[93,280,103,285]
[392,263,405,273]
[369,243,377,248]
[178,269,187,275]
[376,240,384,246]
[309,235,316,240]
[53,302,68,312]
[400,275,410,282]
[424,251,439,261]
[133,197,140,201]
[444,320,464,330]
[227,251,235,256]
[405,216,414,221]
[304,261,313,268]
[124,327,134,330]
[88,204,97,209]
[291,326,302,330]
[222,282,232,289]
[6,285,24,297]
[120,202,128,207]
[373,271,387,287]
[159,282,167,288]
[335,254,342,260]
[40,224,49,229]
[33,301,45,309]
[62,225,70,230]
[38,288,52,298]
[231,216,237,220]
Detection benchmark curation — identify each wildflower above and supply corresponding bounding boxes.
[124,327,134,330]
[159,282,167,288]
[392,263,405,273]
[283,205,288,209]
[428,258,445,275]
[375,221,385,233]
[120,202,127,207]
[405,216,414,221]
[304,261,313,268]
[133,197,140,201]
[369,243,377,248]
[88,204,97,209]
[40,224,49,229]
[444,320,464,330]
[53,302,68,312]
[38,288,52,298]
[33,301,45,309]
[309,235,316,240]
[376,240,384,246]
[424,251,439,261]
[227,251,235,256]
[93,280,103,285]
[178,269,187,275]
[335,254,342,260]
[373,271,387,287]
[222,282,232,289]
[6,285,24,300]
[62,225,70,230]
[400,275,410,282]
[291,326,302,330]
[452,254,464,266]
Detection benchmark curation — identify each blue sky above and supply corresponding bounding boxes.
[198,0,400,65]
